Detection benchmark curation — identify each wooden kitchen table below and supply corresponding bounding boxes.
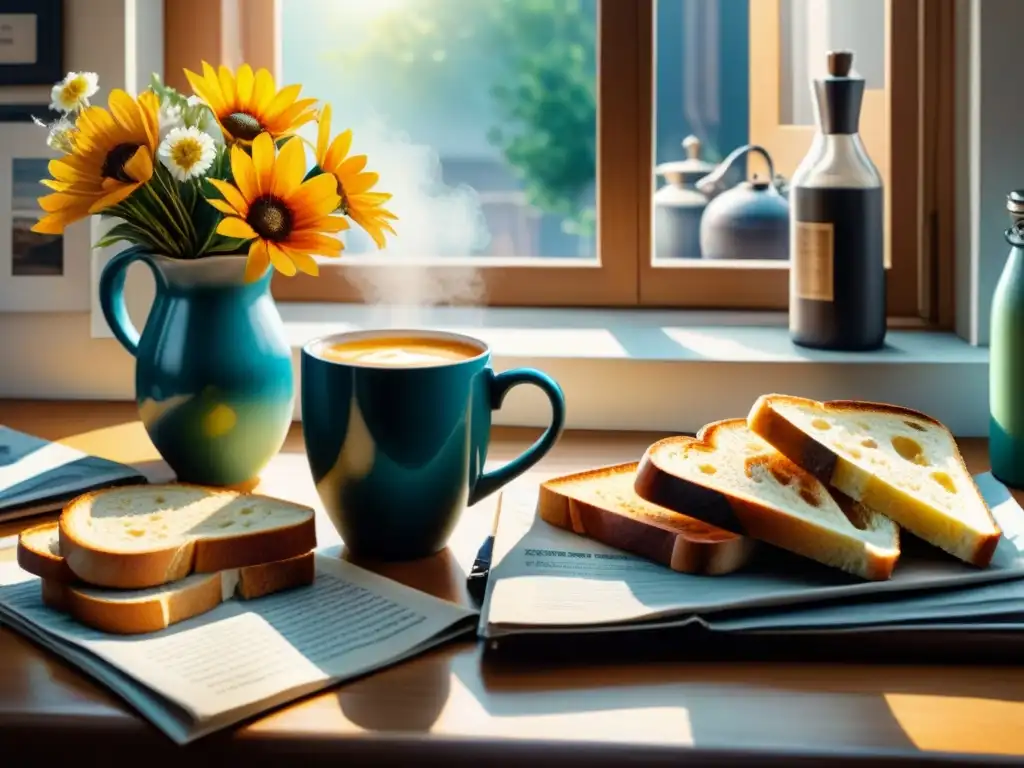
[1,400,1023,767]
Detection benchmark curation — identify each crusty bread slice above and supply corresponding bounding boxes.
[18,521,76,583]
[747,394,1001,567]
[539,462,755,575]
[59,484,316,589]
[633,419,901,580]
[40,551,315,634]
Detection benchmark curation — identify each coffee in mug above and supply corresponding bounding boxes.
[315,335,482,368]
[301,329,566,561]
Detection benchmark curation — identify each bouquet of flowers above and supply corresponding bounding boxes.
[31,65,396,282]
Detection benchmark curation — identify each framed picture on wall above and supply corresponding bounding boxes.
[0,122,89,312]
[0,0,62,86]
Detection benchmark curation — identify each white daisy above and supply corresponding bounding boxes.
[158,126,217,182]
[186,95,224,146]
[158,103,185,143]
[32,115,77,153]
[49,71,99,113]
[45,118,78,153]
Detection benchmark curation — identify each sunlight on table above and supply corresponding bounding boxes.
[884,693,1024,755]
[58,421,161,464]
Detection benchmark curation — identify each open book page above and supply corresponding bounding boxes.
[481,474,1024,635]
[0,549,477,742]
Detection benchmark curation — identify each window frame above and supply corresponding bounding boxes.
[267,0,640,307]
[165,0,955,324]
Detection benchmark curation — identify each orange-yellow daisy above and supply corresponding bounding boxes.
[316,104,396,248]
[206,132,347,282]
[32,89,159,234]
[185,62,317,147]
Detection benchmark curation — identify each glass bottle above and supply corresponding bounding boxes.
[789,50,885,351]
[989,191,1024,487]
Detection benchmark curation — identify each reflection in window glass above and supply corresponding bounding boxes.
[654,0,751,261]
[779,0,884,126]
[281,0,598,259]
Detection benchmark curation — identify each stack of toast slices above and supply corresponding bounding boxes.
[17,484,317,634]
[539,394,1001,581]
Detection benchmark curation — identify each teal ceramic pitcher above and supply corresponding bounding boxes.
[990,191,1024,488]
[99,248,294,487]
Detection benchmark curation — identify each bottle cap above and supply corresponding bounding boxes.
[1007,190,1024,214]
[827,51,854,77]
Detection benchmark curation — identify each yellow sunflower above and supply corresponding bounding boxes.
[316,104,397,248]
[207,132,347,282]
[32,89,159,235]
[185,62,317,147]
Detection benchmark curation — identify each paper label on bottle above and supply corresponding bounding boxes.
[794,221,835,301]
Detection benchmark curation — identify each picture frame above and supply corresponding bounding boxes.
[0,0,62,87]
[0,122,90,313]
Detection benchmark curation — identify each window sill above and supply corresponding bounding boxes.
[279,304,988,437]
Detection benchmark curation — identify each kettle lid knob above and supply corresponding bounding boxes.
[683,135,702,160]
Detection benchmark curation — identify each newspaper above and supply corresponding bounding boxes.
[479,473,1024,639]
[0,548,478,744]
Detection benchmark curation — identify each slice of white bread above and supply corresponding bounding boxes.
[18,521,76,583]
[633,419,901,580]
[747,394,1001,567]
[58,484,317,589]
[539,462,756,575]
[40,551,315,634]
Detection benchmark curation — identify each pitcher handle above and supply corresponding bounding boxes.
[98,247,164,357]
[469,368,566,505]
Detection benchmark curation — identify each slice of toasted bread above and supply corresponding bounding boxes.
[59,484,317,589]
[633,419,901,580]
[18,522,75,583]
[747,394,1001,567]
[40,551,315,634]
[539,462,756,575]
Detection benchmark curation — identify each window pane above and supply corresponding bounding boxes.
[281,0,598,259]
[779,0,885,126]
[653,0,755,262]
[652,0,885,264]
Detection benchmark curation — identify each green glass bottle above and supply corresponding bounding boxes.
[989,190,1024,487]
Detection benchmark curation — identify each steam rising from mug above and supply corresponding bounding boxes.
[339,118,491,327]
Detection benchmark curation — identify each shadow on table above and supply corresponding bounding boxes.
[330,545,468,733]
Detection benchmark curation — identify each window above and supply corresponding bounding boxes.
[271,0,638,307]
[166,0,955,323]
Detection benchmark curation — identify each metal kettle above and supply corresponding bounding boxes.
[696,144,790,261]
[653,135,717,259]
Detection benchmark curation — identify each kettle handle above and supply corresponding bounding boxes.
[696,144,776,198]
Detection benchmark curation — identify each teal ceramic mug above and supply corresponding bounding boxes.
[301,329,566,560]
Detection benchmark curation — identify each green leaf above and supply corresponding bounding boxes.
[203,235,250,255]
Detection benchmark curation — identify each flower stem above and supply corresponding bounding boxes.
[154,167,197,245]
[119,196,180,257]
[142,183,191,252]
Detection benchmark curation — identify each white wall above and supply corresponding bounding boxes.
[779,0,886,126]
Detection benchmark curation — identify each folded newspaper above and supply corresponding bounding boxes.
[479,473,1024,640]
[0,547,478,744]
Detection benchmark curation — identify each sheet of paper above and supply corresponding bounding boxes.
[481,474,1024,635]
[0,549,478,743]
[709,582,1024,632]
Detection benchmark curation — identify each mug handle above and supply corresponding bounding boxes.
[469,368,566,506]
[98,246,164,357]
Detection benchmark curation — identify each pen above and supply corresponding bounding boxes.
[466,493,502,604]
